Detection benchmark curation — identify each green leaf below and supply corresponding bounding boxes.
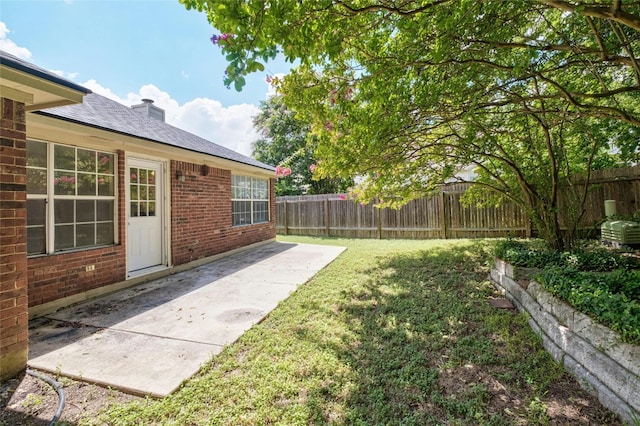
[234,76,246,92]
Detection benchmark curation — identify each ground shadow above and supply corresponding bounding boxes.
[296,240,621,424]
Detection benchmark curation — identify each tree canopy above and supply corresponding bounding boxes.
[252,94,352,195]
[182,0,640,249]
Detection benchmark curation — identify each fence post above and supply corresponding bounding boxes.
[377,204,382,239]
[283,200,289,235]
[439,191,448,239]
[324,198,330,236]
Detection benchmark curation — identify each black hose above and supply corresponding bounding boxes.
[26,368,65,426]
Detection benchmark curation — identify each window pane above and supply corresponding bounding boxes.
[96,222,114,245]
[140,201,148,216]
[253,210,268,224]
[98,152,114,173]
[27,141,47,168]
[130,168,139,183]
[232,200,251,226]
[55,200,74,224]
[140,169,148,184]
[148,170,156,184]
[140,185,148,201]
[76,200,95,223]
[27,227,46,255]
[98,175,114,196]
[27,169,47,194]
[54,224,74,250]
[76,223,95,246]
[252,179,268,199]
[54,145,75,170]
[96,200,114,221]
[27,199,46,226]
[148,202,156,217]
[77,173,96,195]
[77,149,96,172]
[130,184,138,201]
[148,186,156,201]
[54,171,76,195]
[130,202,139,217]
[232,175,251,199]
[253,201,269,224]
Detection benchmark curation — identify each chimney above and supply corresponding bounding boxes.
[131,98,165,122]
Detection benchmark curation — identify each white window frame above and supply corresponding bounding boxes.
[26,140,118,256]
[231,175,269,226]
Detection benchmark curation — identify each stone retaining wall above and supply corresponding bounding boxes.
[491,259,640,424]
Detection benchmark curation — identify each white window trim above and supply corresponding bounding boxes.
[26,140,118,256]
[231,175,270,226]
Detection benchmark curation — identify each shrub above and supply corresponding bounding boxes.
[493,239,563,268]
[493,239,639,272]
[564,248,639,272]
[538,267,640,345]
[494,239,640,345]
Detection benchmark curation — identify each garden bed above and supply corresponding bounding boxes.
[491,258,640,424]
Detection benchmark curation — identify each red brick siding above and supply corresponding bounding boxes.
[171,161,276,265]
[23,154,275,307]
[26,150,127,306]
[0,97,28,380]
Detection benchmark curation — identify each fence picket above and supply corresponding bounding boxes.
[276,166,640,239]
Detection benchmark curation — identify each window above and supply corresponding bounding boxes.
[129,167,156,217]
[231,175,269,226]
[26,140,116,255]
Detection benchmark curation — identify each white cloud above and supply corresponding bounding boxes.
[0,21,32,59]
[83,81,261,157]
[0,21,265,159]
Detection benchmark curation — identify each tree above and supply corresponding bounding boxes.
[182,0,640,249]
[252,94,352,195]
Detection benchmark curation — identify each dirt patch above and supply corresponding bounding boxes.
[437,366,623,425]
[1,370,140,425]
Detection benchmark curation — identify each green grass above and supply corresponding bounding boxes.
[82,237,618,425]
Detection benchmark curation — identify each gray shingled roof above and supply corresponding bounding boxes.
[0,50,272,172]
[0,50,91,94]
[35,93,274,171]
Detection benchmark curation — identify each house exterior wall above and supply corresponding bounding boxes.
[22,148,276,311]
[0,97,29,381]
[171,160,276,266]
[26,150,127,306]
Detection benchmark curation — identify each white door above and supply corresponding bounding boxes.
[127,158,164,273]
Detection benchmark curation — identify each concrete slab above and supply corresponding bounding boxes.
[28,242,345,397]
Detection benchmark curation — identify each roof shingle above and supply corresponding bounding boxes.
[36,93,273,171]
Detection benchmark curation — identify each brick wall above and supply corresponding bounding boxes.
[0,97,28,380]
[171,161,276,266]
[26,150,127,306]
[25,154,275,308]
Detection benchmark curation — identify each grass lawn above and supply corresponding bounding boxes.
[85,237,620,425]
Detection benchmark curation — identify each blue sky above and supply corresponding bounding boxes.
[0,0,293,156]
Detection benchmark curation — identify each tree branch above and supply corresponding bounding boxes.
[538,0,640,32]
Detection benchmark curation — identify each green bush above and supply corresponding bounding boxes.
[493,239,639,272]
[538,267,640,345]
[494,239,640,345]
[492,239,563,268]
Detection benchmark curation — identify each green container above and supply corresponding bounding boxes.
[601,220,640,245]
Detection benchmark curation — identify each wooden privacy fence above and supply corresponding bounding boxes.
[276,165,640,239]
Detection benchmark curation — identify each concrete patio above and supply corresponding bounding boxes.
[27,241,345,397]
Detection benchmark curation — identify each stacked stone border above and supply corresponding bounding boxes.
[491,259,639,424]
